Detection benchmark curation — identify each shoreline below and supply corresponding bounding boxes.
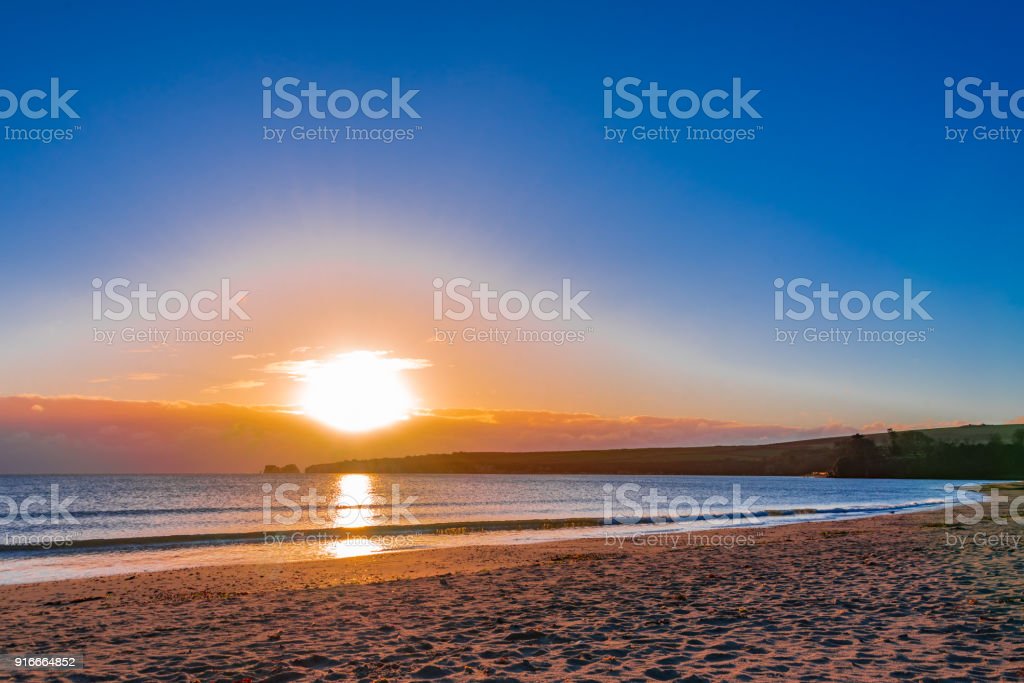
[0,497,962,586]
[0,500,965,588]
[3,503,1023,681]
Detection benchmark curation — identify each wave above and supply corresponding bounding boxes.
[756,498,949,517]
[34,497,954,521]
[55,505,263,518]
[0,517,607,553]
[0,497,955,554]
[48,499,524,519]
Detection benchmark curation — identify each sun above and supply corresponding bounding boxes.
[299,351,425,432]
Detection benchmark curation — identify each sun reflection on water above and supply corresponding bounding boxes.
[332,474,379,528]
[322,537,383,558]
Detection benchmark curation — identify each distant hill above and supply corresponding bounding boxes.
[304,424,1024,478]
[912,424,1022,444]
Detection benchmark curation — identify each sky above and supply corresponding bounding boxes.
[1,2,1022,472]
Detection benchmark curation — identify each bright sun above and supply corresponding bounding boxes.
[299,351,424,432]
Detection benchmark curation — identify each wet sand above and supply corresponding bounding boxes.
[2,505,1023,682]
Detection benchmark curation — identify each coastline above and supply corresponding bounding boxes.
[3,501,1022,682]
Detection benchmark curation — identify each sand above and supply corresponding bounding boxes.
[2,505,1023,682]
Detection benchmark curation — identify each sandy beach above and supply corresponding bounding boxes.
[3,504,1023,682]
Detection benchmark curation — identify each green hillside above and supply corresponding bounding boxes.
[302,423,1024,478]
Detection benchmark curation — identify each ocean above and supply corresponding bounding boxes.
[0,474,978,584]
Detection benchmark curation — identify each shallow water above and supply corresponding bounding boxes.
[0,473,979,583]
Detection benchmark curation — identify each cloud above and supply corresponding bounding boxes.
[262,359,319,376]
[202,380,266,394]
[264,350,431,380]
[3,394,1009,474]
[0,395,862,474]
[231,353,275,360]
[88,374,167,384]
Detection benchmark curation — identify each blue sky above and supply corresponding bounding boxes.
[1,1,1022,430]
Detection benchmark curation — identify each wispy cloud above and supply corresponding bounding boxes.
[264,350,431,380]
[125,373,167,382]
[90,373,167,383]
[202,380,266,394]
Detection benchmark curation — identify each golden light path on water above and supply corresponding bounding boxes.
[332,474,379,528]
[294,474,384,558]
[322,537,383,558]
